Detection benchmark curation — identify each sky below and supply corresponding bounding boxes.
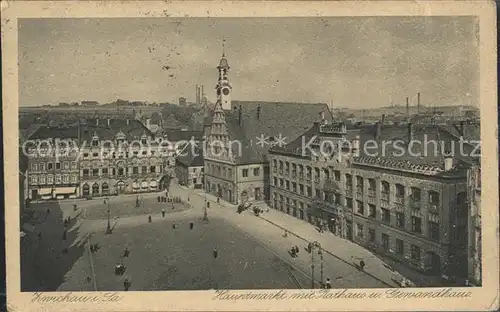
[18,17,479,108]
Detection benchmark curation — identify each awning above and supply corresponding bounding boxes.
[132,182,139,189]
[141,181,148,189]
[54,187,76,195]
[150,181,158,187]
[38,188,53,196]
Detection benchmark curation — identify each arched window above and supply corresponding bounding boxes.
[102,182,109,195]
[82,183,90,196]
[92,183,100,196]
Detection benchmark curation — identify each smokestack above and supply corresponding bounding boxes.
[417,92,420,113]
[196,85,199,104]
[257,104,261,120]
[408,122,413,143]
[406,97,409,119]
[201,85,204,100]
[238,105,242,126]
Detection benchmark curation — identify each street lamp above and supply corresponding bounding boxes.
[311,241,324,289]
[105,197,112,234]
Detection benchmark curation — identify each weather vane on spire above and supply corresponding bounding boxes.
[222,37,226,57]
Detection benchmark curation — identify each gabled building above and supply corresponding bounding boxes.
[175,142,204,188]
[268,119,479,284]
[203,51,333,204]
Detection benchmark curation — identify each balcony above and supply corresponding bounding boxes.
[410,200,421,209]
[428,203,440,213]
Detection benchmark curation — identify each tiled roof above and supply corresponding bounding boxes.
[224,101,333,164]
[176,142,204,167]
[30,125,80,140]
[160,129,203,142]
[271,122,478,177]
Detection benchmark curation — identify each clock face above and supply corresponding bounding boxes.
[222,88,230,95]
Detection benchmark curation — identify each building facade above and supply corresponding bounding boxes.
[467,164,481,285]
[269,121,475,280]
[175,143,204,188]
[203,50,333,204]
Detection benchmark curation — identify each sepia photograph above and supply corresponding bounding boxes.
[2,1,498,311]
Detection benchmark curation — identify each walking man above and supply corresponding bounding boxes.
[325,278,332,289]
[148,215,152,223]
[124,278,131,291]
[172,221,177,229]
[213,247,218,259]
[162,208,166,217]
[123,247,130,258]
[189,221,194,230]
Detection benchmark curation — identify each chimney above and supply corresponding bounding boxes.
[238,105,242,126]
[417,92,420,113]
[406,97,409,118]
[408,122,413,143]
[201,85,204,100]
[444,156,454,171]
[257,104,261,120]
[375,122,382,140]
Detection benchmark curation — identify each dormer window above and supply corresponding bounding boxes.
[92,133,99,146]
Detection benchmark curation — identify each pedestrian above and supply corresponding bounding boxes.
[90,244,95,253]
[325,278,332,289]
[295,246,299,254]
[64,218,68,227]
[188,196,190,202]
[86,276,91,283]
[124,278,131,291]
[359,260,365,271]
[172,221,176,229]
[207,202,210,209]
[148,215,152,223]
[46,208,50,216]
[283,230,288,238]
[162,208,166,217]
[157,196,161,203]
[189,221,194,230]
[217,197,220,204]
[123,247,130,258]
[308,243,312,253]
[213,247,218,259]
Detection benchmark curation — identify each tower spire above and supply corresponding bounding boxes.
[222,37,226,57]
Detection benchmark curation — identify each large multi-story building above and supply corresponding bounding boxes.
[26,126,81,200]
[175,142,204,188]
[24,118,176,200]
[203,51,333,204]
[269,120,479,281]
[467,163,481,285]
[78,118,166,197]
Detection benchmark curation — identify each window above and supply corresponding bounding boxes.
[253,168,260,176]
[228,168,232,178]
[382,233,389,251]
[273,177,278,186]
[381,181,390,200]
[368,228,375,242]
[92,168,99,177]
[410,187,421,202]
[307,186,312,197]
[83,169,89,177]
[334,170,340,181]
[83,153,89,158]
[56,162,61,170]
[345,174,352,189]
[411,216,422,233]
[396,212,405,228]
[356,201,364,215]
[31,175,38,183]
[368,204,376,218]
[92,139,99,147]
[71,162,77,170]
[315,189,321,199]
[47,175,53,183]
[142,166,147,174]
[356,176,364,193]
[299,184,304,195]
[152,166,157,173]
[272,159,277,171]
[346,198,353,209]
[48,163,53,170]
[63,162,69,170]
[39,163,45,171]
[118,168,124,176]
[102,168,108,175]
[39,175,46,184]
[141,138,147,145]
[92,152,99,158]
[292,182,297,192]
[396,239,404,255]
[71,175,78,183]
[429,191,439,205]
[55,174,62,183]
[356,223,364,238]
[382,208,390,223]
[411,245,421,262]
[279,179,284,188]
[142,151,147,156]
[428,221,440,241]
[31,163,38,171]
[285,180,290,190]
[242,169,249,177]
[63,175,69,182]
[395,184,404,203]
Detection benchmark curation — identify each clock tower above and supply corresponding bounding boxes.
[215,40,232,111]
